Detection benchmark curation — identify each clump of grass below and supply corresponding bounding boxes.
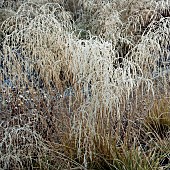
[1,0,170,169]
[0,115,49,169]
[145,97,170,139]
[1,2,73,92]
